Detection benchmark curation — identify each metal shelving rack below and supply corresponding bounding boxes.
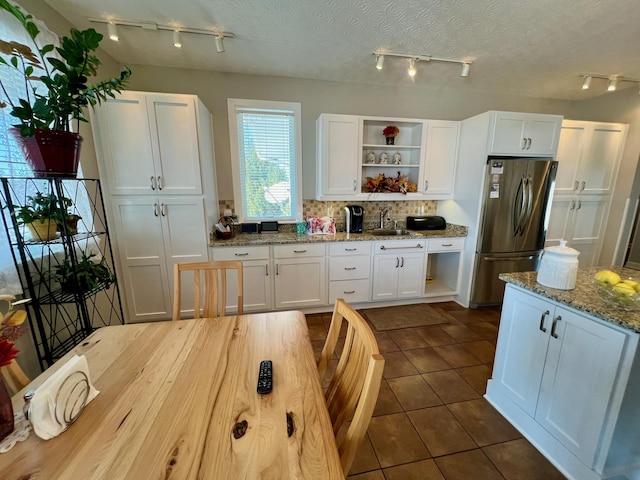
[0,177,124,370]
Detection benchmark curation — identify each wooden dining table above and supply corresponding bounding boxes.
[1,311,344,479]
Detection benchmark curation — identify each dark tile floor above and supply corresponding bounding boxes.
[306,301,567,480]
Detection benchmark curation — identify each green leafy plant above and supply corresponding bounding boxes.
[51,195,81,233]
[49,252,115,293]
[13,192,57,225]
[0,0,131,137]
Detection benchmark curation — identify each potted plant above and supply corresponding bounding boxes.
[13,192,58,240]
[52,195,82,233]
[0,0,131,177]
[382,125,400,145]
[49,252,115,294]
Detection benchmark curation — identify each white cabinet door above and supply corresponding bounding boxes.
[397,252,426,298]
[146,94,203,195]
[110,198,172,321]
[372,246,426,301]
[221,259,273,313]
[535,306,626,465]
[490,112,561,156]
[554,122,587,194]
[491,287,551,416]
[316,114,360,198]
[274,257,327,308]
[372,255,400,300]
[421,120,459,197]
[580,123,626,194]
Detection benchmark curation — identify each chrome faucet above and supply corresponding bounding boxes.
[380,207,390,228]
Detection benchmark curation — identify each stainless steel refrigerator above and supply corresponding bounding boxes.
[470,156,558,307]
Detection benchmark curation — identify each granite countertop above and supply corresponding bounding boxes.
[210,223,468,247]
[500,267,640,334]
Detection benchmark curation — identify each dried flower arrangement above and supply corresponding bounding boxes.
[382,125,400,137]
[364,172,417,194]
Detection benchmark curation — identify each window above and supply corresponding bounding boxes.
[227,99,302,222]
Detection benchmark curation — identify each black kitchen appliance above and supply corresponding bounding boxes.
[406,215,447,230]
[344,205,365,233]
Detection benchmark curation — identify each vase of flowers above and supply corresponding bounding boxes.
[0,295,29,441]
[364,171,418,195]
[383,125,399,145]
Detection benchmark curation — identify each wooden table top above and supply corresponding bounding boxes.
[1,311,343,479]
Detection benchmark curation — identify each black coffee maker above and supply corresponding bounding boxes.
[344,205,365,233]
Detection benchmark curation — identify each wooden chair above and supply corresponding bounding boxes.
[172,260,243,320]
[317,298,385,474]
[0,359,30,394]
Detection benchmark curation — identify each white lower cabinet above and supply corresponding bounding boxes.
[328,242,372,303]
[273,244,327,309]
[111,197,209,321]
[487,284,640,480]
[372,239,426,300]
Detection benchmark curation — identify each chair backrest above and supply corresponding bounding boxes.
[0,359,30,394]
[317,298,385,474]
[172,260,243,320]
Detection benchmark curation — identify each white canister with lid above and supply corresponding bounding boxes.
[536,240,580,290]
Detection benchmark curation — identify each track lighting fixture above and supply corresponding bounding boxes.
[373,52,472,79]
[107,22,119,41]
[89,17,234,50]
[215,35,225,53]
[173,30,182,48]
[578,73,640,93]
[408,58,417,77]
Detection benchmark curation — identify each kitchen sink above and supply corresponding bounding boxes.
[368,229,413,236]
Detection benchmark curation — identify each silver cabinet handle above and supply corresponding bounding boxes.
[395,257,399,268]
[154,203,159,217]
[569,200,575,210]
[344,248,357,252]
[580,181,586,192]
[265,264,269,276]
[573,180,579,191]
[157,176,163,190]
[528,138,532,149]
[522,137,527,150]
[551,315,562,339]
[343,290,356,294]
[234,252,249,256]
[344,267,356,271]
[353,179,357,192]
[400,256,405,267]
[380,244,424,250]
[576,200,582,210]
[539,310,549,333]
[441,243,453,247]
[424,179,429,191]
[161,203,166,216]
[150,176,157,190]
[293,249,307,254]
[275,264,279,275]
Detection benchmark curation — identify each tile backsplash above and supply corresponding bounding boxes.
[217,199,438,231]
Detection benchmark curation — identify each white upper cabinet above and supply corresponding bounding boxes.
[554,120,627,195]
[489,112,563,156]
[316,114,459,200]
[316,114,360,198]
[92,91,203,196]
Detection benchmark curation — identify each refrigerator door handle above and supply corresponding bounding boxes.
[513,175,527,236]
[523,175,534,231]
[484,254,537,262]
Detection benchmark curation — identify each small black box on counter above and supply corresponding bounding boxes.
[241,223,260,234]
[406,216,447,230]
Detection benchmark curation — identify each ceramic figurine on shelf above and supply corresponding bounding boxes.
[366,151,376,164]
[379,152,388,164]
[393,152,402,165]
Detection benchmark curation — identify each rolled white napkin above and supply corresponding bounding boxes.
[28,354,99,440]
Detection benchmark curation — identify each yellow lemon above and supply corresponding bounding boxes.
[612,283,636,297]
[594,270,621,285]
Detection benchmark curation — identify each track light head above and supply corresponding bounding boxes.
[215,35,225,53]
[107,22,119,41]
[408,58,417,77]
[173,30,182,48]
[460,63,470,77]
[607,77,618,92]
[376,54,384,70]
[581,76,592,90]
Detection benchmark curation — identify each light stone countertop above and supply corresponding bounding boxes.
[210,223,468,247]
[500,267,640,334]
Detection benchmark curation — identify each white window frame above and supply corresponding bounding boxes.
[227,98,303,223]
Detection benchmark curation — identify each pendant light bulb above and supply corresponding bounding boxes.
[376,54,384,70]
[608,77,618,91]
[173,30,182,48]
[408,58,417,77]
[460,63,470,77]
[215,35,225,53]
[107,22,119,41]
[581,76,592,90]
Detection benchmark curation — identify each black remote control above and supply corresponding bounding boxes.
[257,360,273,394]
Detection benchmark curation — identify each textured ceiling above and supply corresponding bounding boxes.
[42,0,640,101]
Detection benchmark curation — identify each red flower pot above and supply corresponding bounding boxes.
[10,128,82,178]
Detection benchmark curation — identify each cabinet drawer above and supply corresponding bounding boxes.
[329,241,372,256]
[427,237,464,252]
[211,245,270,261]
[329,256,371,281]
[273,244,326,258]
[329,279,371,303]
[374,239,426,254]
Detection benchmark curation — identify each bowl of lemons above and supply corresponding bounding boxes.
[593,269,640,311]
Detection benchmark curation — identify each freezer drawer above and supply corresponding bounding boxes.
[470,251,542,307]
